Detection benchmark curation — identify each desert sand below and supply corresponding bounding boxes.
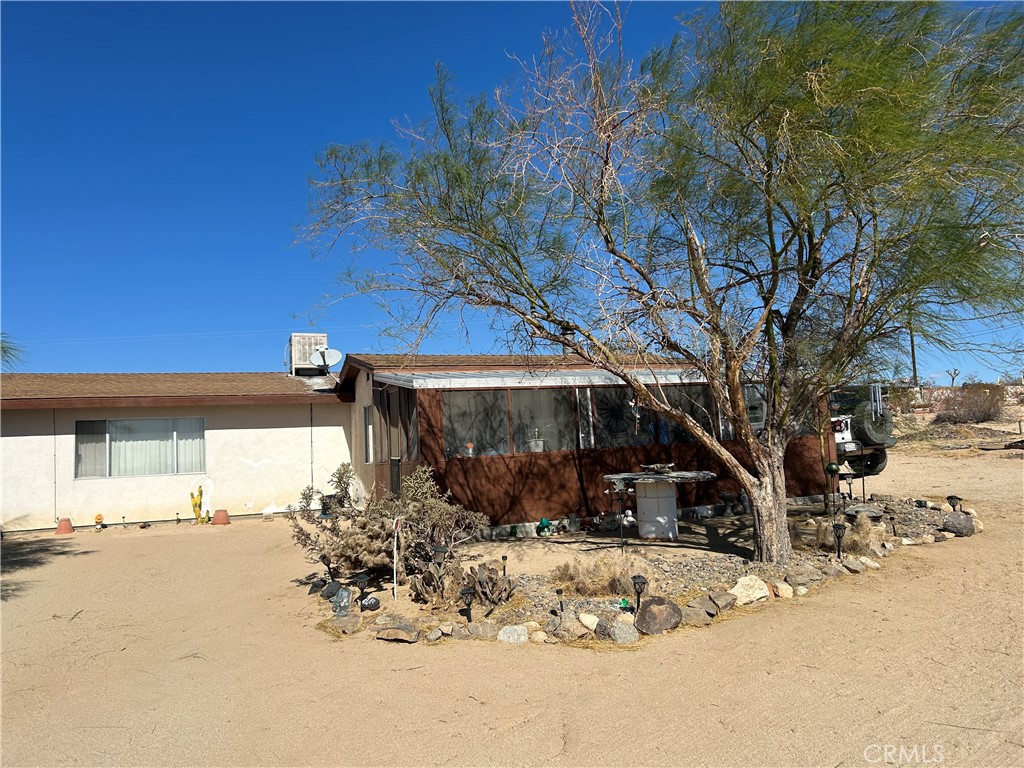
[2,419,1022,767]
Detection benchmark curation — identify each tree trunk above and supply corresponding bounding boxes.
[747,436,794,565]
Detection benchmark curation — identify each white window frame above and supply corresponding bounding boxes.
[74,417,206,479]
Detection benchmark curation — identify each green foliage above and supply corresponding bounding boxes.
[1,333,25,371]
[305,3,1024,563]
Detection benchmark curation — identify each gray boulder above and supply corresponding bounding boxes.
[635,596,683,635]
[468,621,500,640]
[785,564,824,587]
[376,622,419,643]
[686,595,719,618]
[677,607,713,627]
[594,619,612,641]
[451,625,472,640]
[425,627,443,642]
[943,510,976,537]
[709,591,738,612]
[610,621,640,645]
[842,558,865,574]
[497,625,529,644]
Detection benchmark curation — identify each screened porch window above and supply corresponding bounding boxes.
[443,390,510,457]
[75,418,206,478]
[510,388,576,453]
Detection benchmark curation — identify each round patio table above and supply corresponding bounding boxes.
[603,470,717,540]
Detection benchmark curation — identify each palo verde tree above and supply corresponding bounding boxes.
[306,3,1024,564]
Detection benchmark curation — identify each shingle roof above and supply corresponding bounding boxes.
[343,353,691,373]
[1,373,346,409]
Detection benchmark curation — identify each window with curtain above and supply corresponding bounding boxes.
[510,388,576,453]
[660,385,715,443]
[74,418,206,478]
[442,390,509,457]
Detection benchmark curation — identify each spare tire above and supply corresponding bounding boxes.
[852,401,893,445]
[848,448,888,478]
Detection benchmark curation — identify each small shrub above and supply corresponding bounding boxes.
[933,386,1004,424]
[553,555,654,597]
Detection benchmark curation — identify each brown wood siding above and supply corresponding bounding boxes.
[411,389,834,525]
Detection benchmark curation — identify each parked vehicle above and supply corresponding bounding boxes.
[829,384,896,477]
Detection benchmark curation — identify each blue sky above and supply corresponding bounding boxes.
[1,2,1017,381]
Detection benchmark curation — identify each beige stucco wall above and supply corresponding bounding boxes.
[0,402,351,532]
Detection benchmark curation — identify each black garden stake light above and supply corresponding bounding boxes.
[946,495,963,514]
[319,552,336,582]
[501,555,508,579]
[832,522,847,560]
[631,575,648,614]
[432,545,449,566]
[555,587,564,615]
[825,462,840,518]
[354,572,370,610]
[460,586,476,623]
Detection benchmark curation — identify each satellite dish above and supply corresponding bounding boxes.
[309,347,342,370]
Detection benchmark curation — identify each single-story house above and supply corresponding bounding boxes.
[1,335,832,532]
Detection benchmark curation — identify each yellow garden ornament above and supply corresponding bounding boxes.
[190,486,209,524]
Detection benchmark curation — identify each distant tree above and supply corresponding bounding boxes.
[1,333,25,371]
[306,2,1024,564]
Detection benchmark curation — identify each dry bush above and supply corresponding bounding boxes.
[289,464,489,582]
[552,555,654,597]
[813,513,876,555]
[933,386,1004,425]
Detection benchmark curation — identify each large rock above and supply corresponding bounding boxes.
[451,625,472,640]
[376,622,419,643]
[594,619,612,641]
[785,564,824,587]
[770,581,794,599]
[677,607,713,627]
[497,625,529,644]
[424,627,443,642]
[610,621,640,645]
[529,631,549,644]
[468,621,500,640]
[686,595,719,618]
[943,511,976,537]
[578,613,600,631]
[728,575,770,606]
[820,563,846,579]
[858,556,881,570]
[709,591,737,612]
[635,596,683,635]
[845,503,885,520]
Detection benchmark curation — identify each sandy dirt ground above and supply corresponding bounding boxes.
[2,428,1022,767]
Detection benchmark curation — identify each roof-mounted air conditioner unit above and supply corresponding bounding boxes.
[288,333,329,376]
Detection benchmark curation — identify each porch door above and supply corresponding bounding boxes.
[387,389,402,497]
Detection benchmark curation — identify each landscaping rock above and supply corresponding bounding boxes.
[468,621,500,640]
[498,625,529,644]
[331,614,362,635]
[845,503,885,520]
[425,627,443,642]
[529,631,549,644]
[728,575,770,606]
[972,517,985,533]
[524,621,541,632]
[320,580,342,600]
[709,591,737,612]
[635,596,683,635]
[868,542,891,558]
[785,565,824,587]
[919,534,936,544]
[858,556,881,570]
[451,625,472,640]
[375,613,404,625]
[677,606,713,627]
[609,621,640,645]
[820,563,846,579]
[794,586,809,597]
[545,616,560,633]
[578,613,600,631]
[686,595,719,617]
[439,624,454,636]
[376,622,419,643]
[594,619,612,641]
[842,558,865,574]
[901,537,917,546]
[307,578,327,595]
[943,510,976,537]
[771,581,794,599]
